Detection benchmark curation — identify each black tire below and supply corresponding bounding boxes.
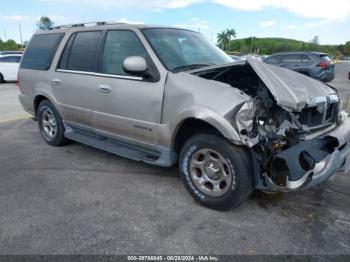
[179,133,253,211]
[37,100,67,146]
[0,73,4,83]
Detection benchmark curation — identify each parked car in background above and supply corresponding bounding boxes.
[264,51,335,82]
[0,51,24,56]
[0,54,22,83]
[18,23,350,210]
[230,55,242,62]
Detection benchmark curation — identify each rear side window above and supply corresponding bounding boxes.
[20,33,64,70]
[102,30,147,76]
[300,54,310,63]
[320,54,332,62]
[60,31,102,72]
[280,54,301,63]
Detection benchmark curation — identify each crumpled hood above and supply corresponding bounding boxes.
[247,57,337,111]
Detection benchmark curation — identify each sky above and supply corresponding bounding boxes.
[1,0,350,45]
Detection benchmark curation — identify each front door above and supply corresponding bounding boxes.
[91,30,164,145]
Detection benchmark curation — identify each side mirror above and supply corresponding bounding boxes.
[123,56,148,77]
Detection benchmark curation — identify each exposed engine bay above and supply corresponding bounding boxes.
[192,61,342,192]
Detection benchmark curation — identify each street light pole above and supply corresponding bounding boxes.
[19,24,23,48]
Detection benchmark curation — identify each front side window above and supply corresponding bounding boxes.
[20,33,64,70]
[62,31,102,72]
[102,30,147,76]
[143,28,232,71]
[265,55,281,64]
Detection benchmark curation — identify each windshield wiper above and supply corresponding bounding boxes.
[172,63,214,72]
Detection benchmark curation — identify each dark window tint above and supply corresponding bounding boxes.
[59,34,75,70]
[265,55,281,64]
[65,31,102,72]
[102,30,146,75]
[20,33,64,70]
[300,54,310,63]
[0,56,21,63]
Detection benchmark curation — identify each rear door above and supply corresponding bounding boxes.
[52,30,103,130]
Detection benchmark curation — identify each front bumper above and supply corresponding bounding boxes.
[264,112,350,192]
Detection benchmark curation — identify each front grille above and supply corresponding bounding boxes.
[298,96,339,128]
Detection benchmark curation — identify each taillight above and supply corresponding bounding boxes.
[318,61,329,68]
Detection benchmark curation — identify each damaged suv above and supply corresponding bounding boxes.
[18,23,350,210]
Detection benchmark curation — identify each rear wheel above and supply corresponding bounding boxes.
[37,100,67,146]
[0,73,4,83]
[179,133,253,210]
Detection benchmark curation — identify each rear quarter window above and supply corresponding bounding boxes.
[20,33,64,70]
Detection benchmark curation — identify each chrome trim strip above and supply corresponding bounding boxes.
[56,69,143,81]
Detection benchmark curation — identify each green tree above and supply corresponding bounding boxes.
[37,16,54,31]
[310,35,320,45]
[226,29,237,51]
[344,41,350,56]
[217,31,229,51]
[0,39,19,51]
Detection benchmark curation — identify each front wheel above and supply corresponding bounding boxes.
[179,133,253,210]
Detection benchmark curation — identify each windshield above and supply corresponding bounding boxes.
[142,28,233,71]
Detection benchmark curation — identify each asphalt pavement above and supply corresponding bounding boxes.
[0,63,350,255]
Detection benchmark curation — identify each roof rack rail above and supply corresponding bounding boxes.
[49,21,124,30]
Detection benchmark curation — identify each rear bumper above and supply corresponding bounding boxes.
[318,72,335,82]
[18,94,35,116]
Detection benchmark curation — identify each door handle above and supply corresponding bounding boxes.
[98,84,111,93]
[52,78,62,85]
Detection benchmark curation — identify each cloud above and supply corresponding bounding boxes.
[174,17,209,30]
[282,19,330,30]
[214,0,350,20]
[283,24,297,30]
[0,15,31,21]
[119,18,144,24]
[38,0,204,9]
[37,0,350,20]
[259,20,276,27]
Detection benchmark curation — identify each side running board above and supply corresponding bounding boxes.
[64,127,160,164]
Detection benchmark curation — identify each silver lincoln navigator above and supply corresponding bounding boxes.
[18,22,350,210]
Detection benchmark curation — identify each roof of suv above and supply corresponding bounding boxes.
[41,22,195,34]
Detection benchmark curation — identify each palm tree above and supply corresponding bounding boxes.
[217,31,230,51]
[226,29,237,52]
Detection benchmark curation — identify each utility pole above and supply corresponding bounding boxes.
[3,30,6,41]
[19,24,23,48]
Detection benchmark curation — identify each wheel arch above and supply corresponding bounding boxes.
[33,94,56,116]
[172,116,242,154]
